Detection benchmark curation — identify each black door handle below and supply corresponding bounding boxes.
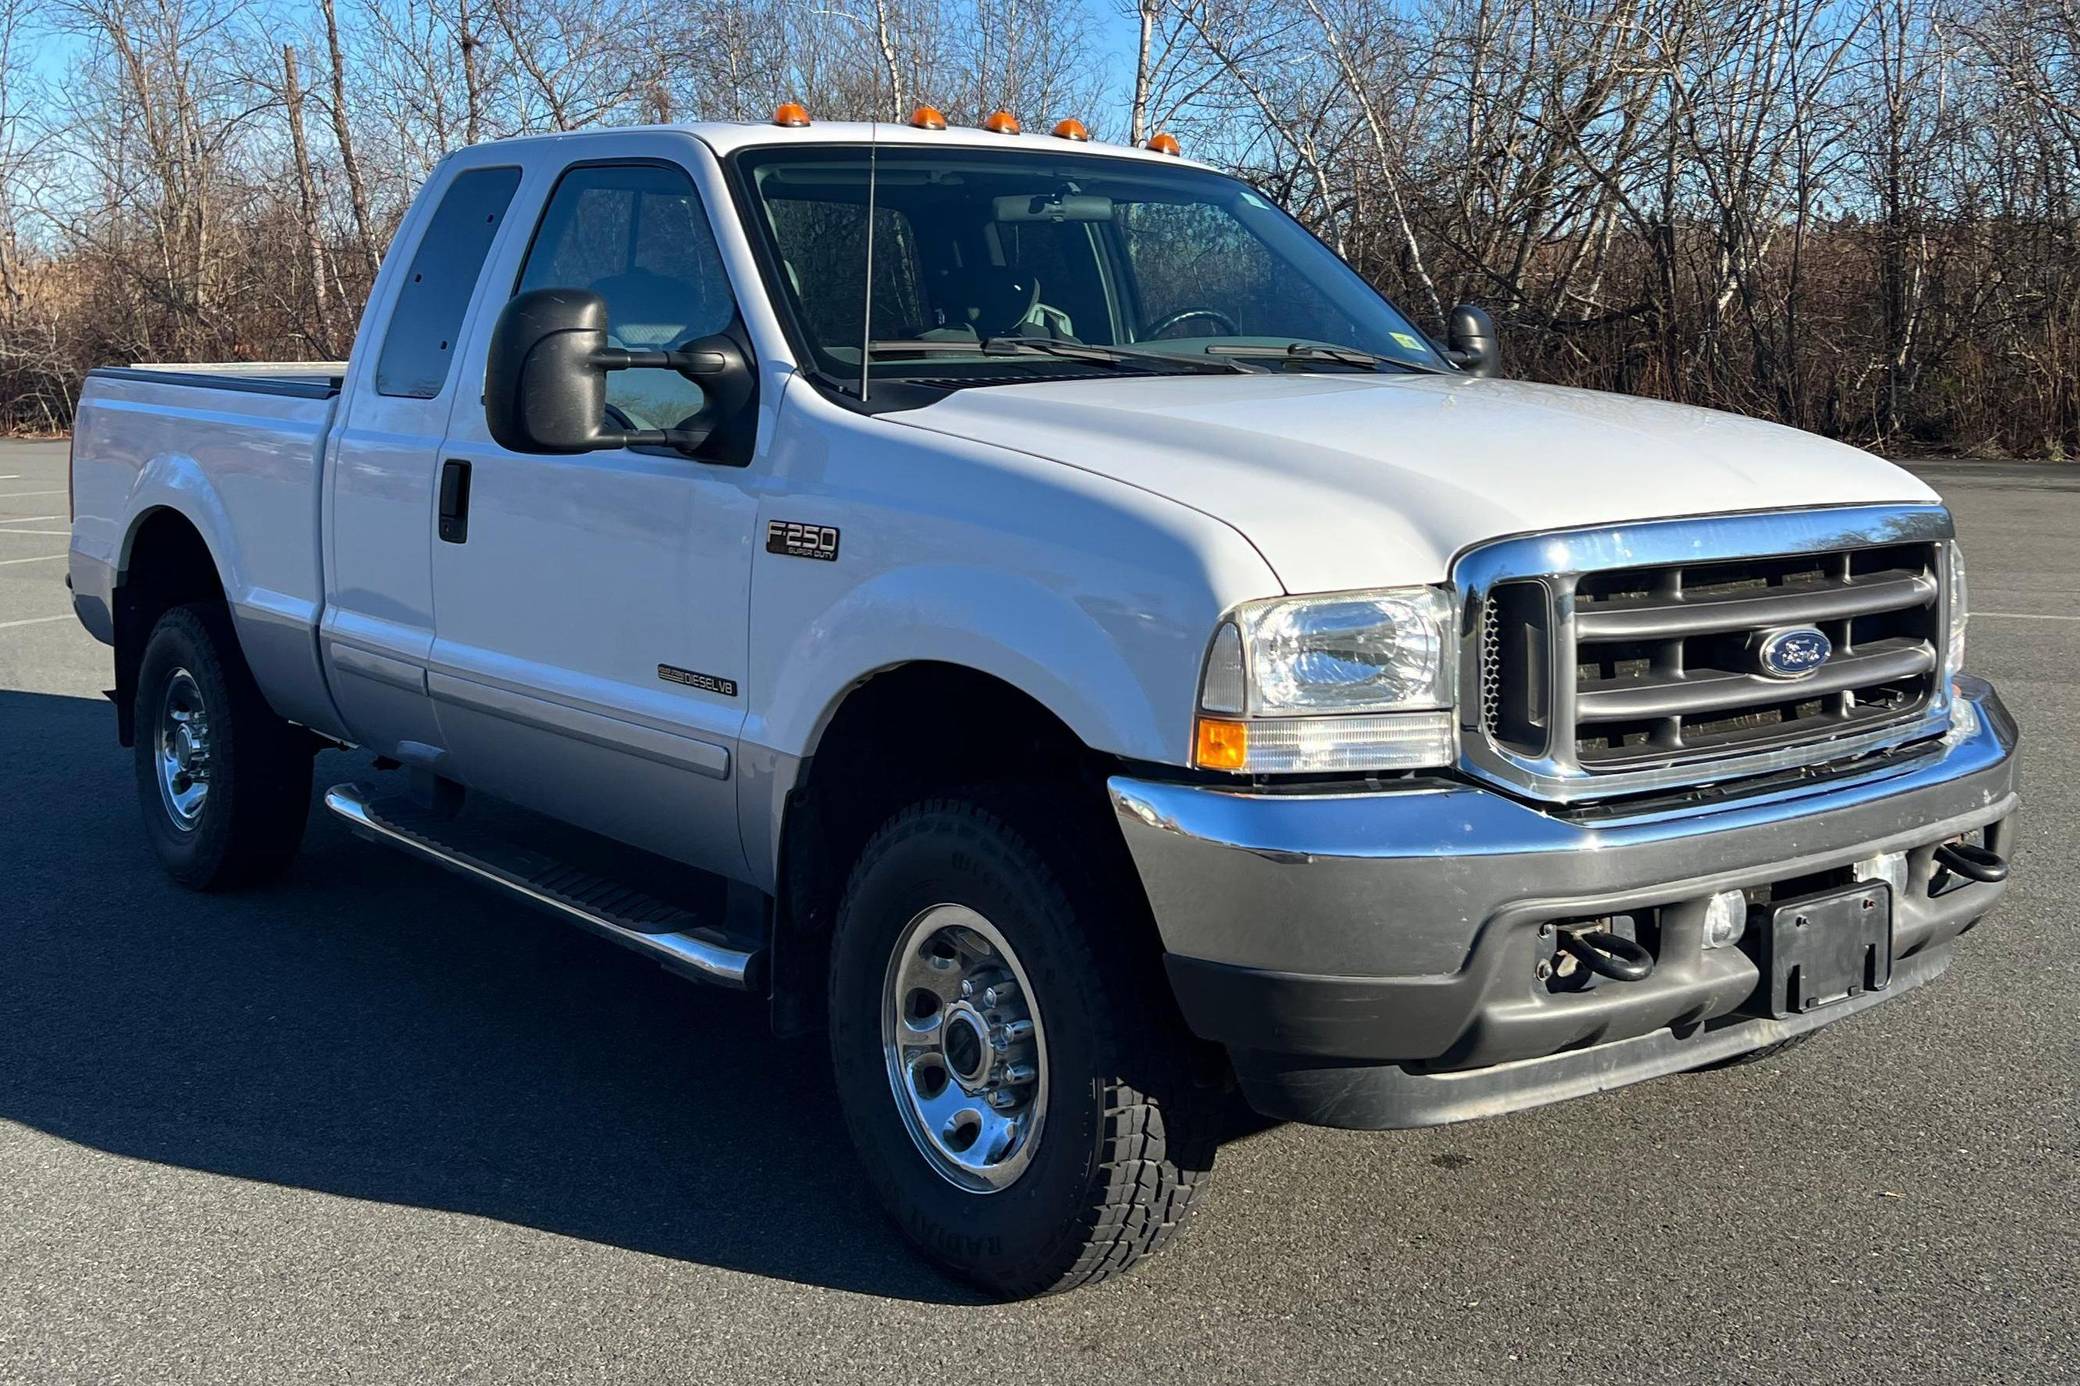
[438,459,472,543]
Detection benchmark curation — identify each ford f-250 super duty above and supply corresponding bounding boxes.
[66,112,2018,1297]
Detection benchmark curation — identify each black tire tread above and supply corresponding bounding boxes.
[134,602,312,890]
[836,791,1217,1298]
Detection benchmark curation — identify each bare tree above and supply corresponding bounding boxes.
[320,0,381,282]
[279,43,333,353]
[0,0,2074,457]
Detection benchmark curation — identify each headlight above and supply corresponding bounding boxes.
[1193,586,1456,773]
[1944,539,1968,680]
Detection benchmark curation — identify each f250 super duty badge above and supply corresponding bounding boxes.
[658,664,738,697]
[766,520,840,562]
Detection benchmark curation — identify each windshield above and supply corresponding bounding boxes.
[730,144,1447,389]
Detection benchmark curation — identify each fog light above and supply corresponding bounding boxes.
[1702,890,1748,950]
[1854,851,1908,899]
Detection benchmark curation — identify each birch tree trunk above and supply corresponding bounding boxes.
[320,0,382,283]
[280,43,332,355]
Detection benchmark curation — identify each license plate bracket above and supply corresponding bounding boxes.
[1758,883,1893,1019]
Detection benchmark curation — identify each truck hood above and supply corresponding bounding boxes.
[895,373,1938,593]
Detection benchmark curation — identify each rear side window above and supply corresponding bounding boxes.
[375,166,522,399]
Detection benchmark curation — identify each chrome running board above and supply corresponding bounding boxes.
[323,782,763,991]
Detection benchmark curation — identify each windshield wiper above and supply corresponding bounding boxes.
[867,338,1049,357]
[986,336,1260,374]
[1203,342,1448,374]
[865,337,1255,375]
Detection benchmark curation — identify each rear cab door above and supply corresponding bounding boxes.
[426,132,764,879]
[321,156,526,763]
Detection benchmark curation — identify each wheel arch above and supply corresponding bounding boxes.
[766,660,1145,1036]
[111,506,232,746]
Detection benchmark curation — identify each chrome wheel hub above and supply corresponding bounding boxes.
[155,668,212,831]
[882,904,1047,1193]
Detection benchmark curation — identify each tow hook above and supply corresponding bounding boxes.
[1556,927,1656,982]
[1934,840,2009,884]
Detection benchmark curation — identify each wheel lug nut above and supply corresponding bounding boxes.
[1001,1018,1034,1043]
[988,1091,1018,1109]
[983,980,1017,1008]
[1002,1062,1036,1086]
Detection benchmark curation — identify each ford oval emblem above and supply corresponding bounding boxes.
[1756,626,1833,679]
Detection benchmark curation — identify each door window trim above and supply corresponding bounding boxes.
[506,156,745,452]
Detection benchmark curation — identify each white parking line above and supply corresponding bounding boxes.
[0,489,66,497]
[0,613,71,631]
[1978,611,2080,622]
[0,529,70,536]
[0,515,63,525]
[0,474,19,479]
[0,553,64,566]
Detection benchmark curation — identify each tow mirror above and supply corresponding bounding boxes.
[1444,303,1500,378]
[485,287,755,461]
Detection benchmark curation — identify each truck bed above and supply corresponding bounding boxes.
[68,362,347,740]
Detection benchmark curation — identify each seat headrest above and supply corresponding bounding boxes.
[963,264,1041,336]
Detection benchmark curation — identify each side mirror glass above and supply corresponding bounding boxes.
[1445,303,1500,378]
[485,287,756,461]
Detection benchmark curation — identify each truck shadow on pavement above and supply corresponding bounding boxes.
[0,688,1069,1304]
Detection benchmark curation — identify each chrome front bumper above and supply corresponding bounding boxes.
[1110,677,2019,1129]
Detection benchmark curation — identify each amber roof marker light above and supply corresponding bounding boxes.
[908,105,948,130]
[1051,118,1090,141]
[772,101,810,128]
[982,110,1021,135]
[1146,131,1182,156]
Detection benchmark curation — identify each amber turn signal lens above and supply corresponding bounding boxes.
[982,110,1020,135]
[908,105,948,130]
[772,102,810,128]
[1051,118,1090,141]
[1146,131,1182,156]
[1194,718,1248,772]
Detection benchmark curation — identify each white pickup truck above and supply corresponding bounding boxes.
[67,115,2018,1297]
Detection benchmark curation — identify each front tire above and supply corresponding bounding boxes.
[829,793,1217,1298]
[133,603,313,889]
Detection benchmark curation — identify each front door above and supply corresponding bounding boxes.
[428,152,758,879]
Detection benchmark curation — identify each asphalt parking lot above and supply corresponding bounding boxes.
[1,439,2073,1384]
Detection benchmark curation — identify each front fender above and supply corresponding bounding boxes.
[756,563,1178,766]
[734,380,1288,892]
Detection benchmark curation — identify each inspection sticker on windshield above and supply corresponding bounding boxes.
[1390,331,1424,352]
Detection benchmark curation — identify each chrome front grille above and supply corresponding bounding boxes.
[1455,506,1956,802]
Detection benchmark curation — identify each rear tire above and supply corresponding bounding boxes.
[828,792,1217,1298]
[133,603,313,890]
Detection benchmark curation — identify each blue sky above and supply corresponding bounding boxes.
[22,3,1151,115]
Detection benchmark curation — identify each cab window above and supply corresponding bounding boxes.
[515,163,736,431]
[1118,200,1359,344]
[376,166,521,399]
[763,196,927,346]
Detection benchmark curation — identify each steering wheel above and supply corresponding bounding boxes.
[1143,307,1239,339]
